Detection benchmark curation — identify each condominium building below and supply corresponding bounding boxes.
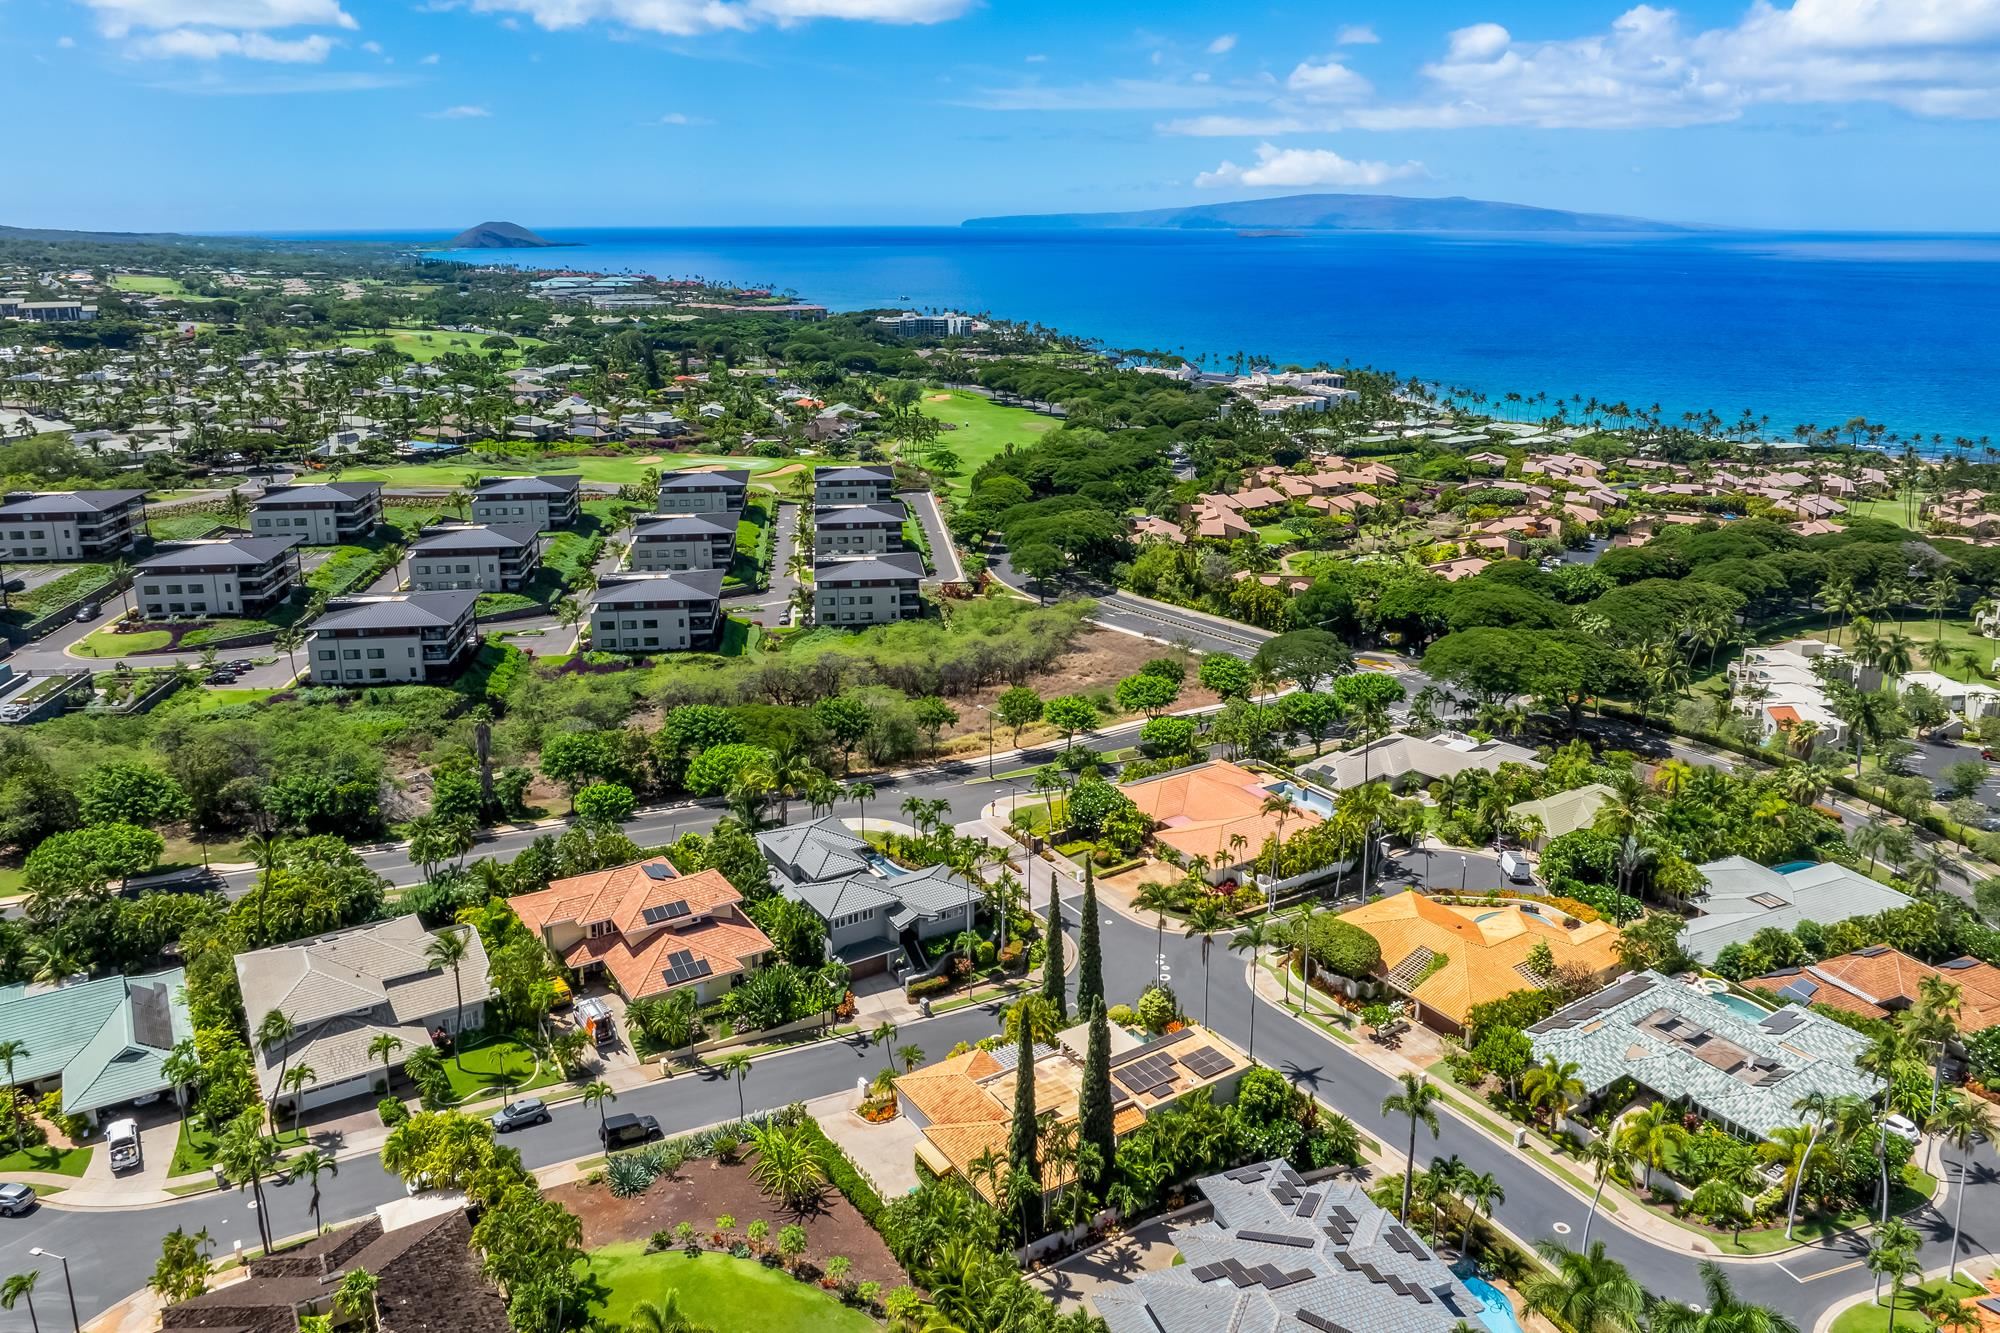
[0,489,148,561]
[1726,639,1860,751]
[7,301,96,323]
[134,537,300,618]
[306,592,480,684]
[814,502,906,556]
[872,311,973,338]
[249,481,383,545]
[656,469,748,516]
[469,475,581,530]
[407,524,541,592]
[627,512,737,572]
[589,570,723,653]
[813,465,896,507]
[813,552,924,626]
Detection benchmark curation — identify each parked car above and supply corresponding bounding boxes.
[107,1117,142,1173]
[490,1099,552,1133]
[599,1112,661,1149]
[0,1183,35,1217]
[1498,849,1534,885]
[1883,1113,1921,1142]
[1983,748,1997,761]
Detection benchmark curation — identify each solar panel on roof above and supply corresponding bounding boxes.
[1239,1229,1314,1248]
[1294,1191,1321,1218]
[1180,1046,1232,1079]
[1941,957,1979,969]
[1297,1312,1352,1333]
[1777,979,1818,1004]
[643,863,675,880]
[1749,892,1789,909]
[1760,1008,1807,1034]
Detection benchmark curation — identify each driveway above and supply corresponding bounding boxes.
[898,489,962,584]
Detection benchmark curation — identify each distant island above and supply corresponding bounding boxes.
[444,221,573,249]
[963,191,1690,234]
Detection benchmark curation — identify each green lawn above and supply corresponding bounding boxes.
[321,327,547,364]
[149,513,222,541]
[0,565,114,626]
[111,274,191,295]
[726,501,773,591]
[305,543,396,599]
[337,455,786,489]
[584,1246,877,1333]
[442,1035,552,1103]
[718,618,761,656]
[1828,1275,1981,1333]
[0,1143,93,1177]
[915,389,1056,500]
[171,1119,306,1178]
[74,628,172,657]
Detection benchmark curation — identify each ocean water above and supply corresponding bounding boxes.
[336,226,2000,445]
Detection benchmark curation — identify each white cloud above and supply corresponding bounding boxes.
[359,37,379,51]
[57,34,77,45]
[130,27,334,59]
[429,102,489,116]
[420,50,439,61]
[1335,24,1377,45]
[1195,142,1424,188]
[1286,57,1371,101]
[461,0,968,37]
[1023,52,1045,62]
[77,0,356,37]
[657,110,712,124]
[1206,32,1236,54]
[1159,113,1313,136]
[149,67,401,90]
[964,76,1268,112]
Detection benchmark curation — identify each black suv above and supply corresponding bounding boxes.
[599,1112,662,1149]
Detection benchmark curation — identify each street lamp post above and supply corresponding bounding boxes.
[28,1249,77,1333]
[972,702,995,779]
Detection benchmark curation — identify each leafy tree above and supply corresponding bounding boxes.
[912,697,959,754]
[429,767,484,823]
[1252,629,1352,691]
[1075,859,1104,1017]
[994,685,1044,748]
[1281,690,1342,755]
[1043,694,1100,747]
[1076,1000,1115,1201]
[539,731,620,806]
[1138,714,1197,757]
[573,783,635,829]
[1197,654,1253,699]
[151,1226,216,1303]
[683,743,778,798]
[814,695,873,772]
[78,762,189,828]
[1113,673,1179,718]
[652,705,745,786]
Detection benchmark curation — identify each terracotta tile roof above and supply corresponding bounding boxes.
[515,858,743,938]
[1119,760,1321,867]
[1340,893,1623,1027]
[1748,948,2000,1029]
[563,909,773,1000]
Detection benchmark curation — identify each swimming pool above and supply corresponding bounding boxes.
[862,850,912,879]
[1770,860,1818,874]
[1711,991,1774,1022]
[1263,780,1335,819]
[1463,1273,1527,1333]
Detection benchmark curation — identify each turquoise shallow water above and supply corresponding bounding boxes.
[294,225,2000,445]
[1463,1271,1528,1333]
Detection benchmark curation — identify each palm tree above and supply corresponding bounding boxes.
[1182,896,1231,1027]
[1521,1239,1642,1333]
[1867,1228,1922,1326]
[163,1038,201,1149]
[581,1080,615,1134]
[366,1033,403,1094]
[1458,1170,1504,1258]
[216,1108,280,1255]
[845,781,874,830]
[1616,1101,1686,1196]
[1648,1261,1798,1333]
[273,626,307,681]
[1868,1217,1921,1304]
[627,1292,709,1333]
[1522,1056,1585,1130]
[1,1270,39,1333]
[255,1009,297,1138]
[1937,1089,1995,1279]
[1227,920,1278,1062]
[282,1063,317,1136]
[872,1020,899,1076]
[1133,880,1180,989]
[1380,1072,1441,1223]
[291,1147,338,1235]
[424,926,472,1071]
[334,1269,380,1333]
[716,1051,751,1120]
[1579,1133,1634,1248]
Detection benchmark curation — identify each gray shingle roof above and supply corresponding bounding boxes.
[592,569,724,606]
[138,536,298,570]
[0,488,147,517]
[816,503,907,526]
[1300,732,1541,791]
[658,469,748,491]
[253,482,381,506]
[313,591,477,631]
[1096,1160,1488,1333]
[1685,857,1911,963]
[475,474,581,496]
[816,466,894,483]
[632,512,737,537]
[814,551,925,583]
[1526,969,1880,1139]
[235,917,491,1097]
[757,818,977,925]
[410,523,538,553]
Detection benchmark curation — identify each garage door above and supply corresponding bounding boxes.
[299,1074,372,1112]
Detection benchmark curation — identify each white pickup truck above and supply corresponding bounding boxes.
[106,1118,142,1174]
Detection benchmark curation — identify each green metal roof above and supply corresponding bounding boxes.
[0,969,190,1115]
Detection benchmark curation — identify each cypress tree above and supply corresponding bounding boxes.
[1077,998,1116,1202]
[1039,862,1068,1022]
[1076,858,1104,1019]
[1007,1018,1040,1186]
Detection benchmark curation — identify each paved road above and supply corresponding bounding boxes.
[899,490,963,585]
[983,542,1275,657]
[722,501,799,629]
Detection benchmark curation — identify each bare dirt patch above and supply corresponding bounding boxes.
[633,454,665,464]
[548,1154,907,1289]
[935,626,1219,749]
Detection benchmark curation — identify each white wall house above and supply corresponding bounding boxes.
[814,502,905,556]
[134,537,300,618]
[408,524,541,592]
[307,592,480,684]
[470,475,581,530]
[627,512,737,572]
[590,570,723,653]
[813,552,924,627]
[0,489,147,561]
[250,482,383,546]
[656,469,748,516]
[814,466,896,507]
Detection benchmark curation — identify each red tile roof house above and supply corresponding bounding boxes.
[509,857,773,1004]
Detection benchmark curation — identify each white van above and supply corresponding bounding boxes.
[1498,850,1534,885]
[106,1118,142,1174]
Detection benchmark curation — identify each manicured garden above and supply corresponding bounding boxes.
[171,1119,305,1177]
[438,1034,553,1103]
[74,628,172,657]
[584,1246,878,1333]
[1828,1274,1981,1333]
[0,564,115,627]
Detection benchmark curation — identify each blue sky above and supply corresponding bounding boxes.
[8,0,2000,232]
